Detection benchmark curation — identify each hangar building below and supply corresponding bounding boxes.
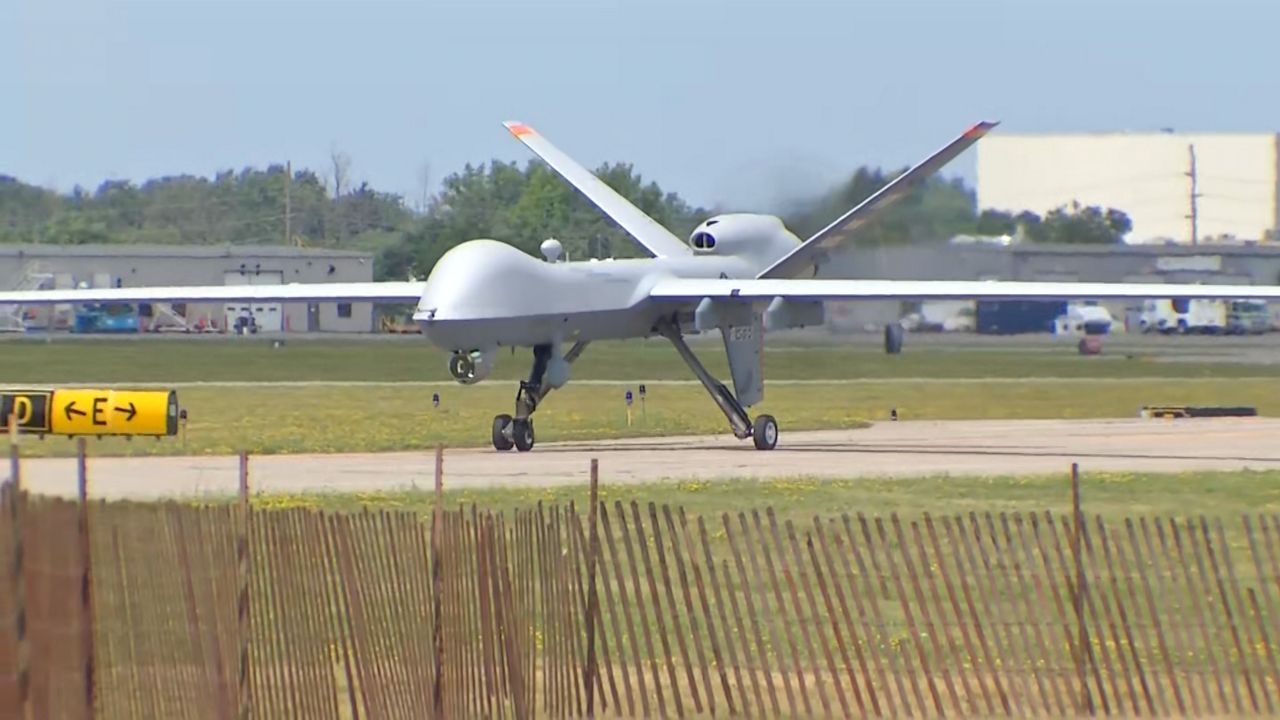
[976,131,1280,244]
[0,244,378,333]
[823,241,1280,332]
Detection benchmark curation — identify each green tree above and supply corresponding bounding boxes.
[1038,202,1131,244]
[42,214,112,244]
[782,168,979,245]
[377,158,707,280]
[975,209,1018,236]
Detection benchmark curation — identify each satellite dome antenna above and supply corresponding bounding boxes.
[540,238,563,262]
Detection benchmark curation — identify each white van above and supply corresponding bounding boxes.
[1054,302,1113,336]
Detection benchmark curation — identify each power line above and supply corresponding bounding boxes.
[1186,144,1200,245]
[284,160,292,246]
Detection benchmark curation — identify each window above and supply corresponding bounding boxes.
[337,302,352,318]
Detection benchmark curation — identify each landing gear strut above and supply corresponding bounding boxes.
[658,319,779,450]
[492,340,587,452]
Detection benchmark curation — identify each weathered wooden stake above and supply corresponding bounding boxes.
[9,414,33,720]
[237,451,251,719]
[1072,462,1094,716]
[77,437,96,718]
[432,445,445,719]
[584,459,601,718]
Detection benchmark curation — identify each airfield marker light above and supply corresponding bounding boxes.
[890,408,898,421]
[432,393,440,409]
[625,389,633,427]
[638,384,647,421]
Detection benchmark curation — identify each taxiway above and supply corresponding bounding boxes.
[18,417,1280,500]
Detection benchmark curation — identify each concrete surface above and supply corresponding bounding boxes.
[17,417,1280,500]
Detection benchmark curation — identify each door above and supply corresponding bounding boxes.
[224,270,284,332]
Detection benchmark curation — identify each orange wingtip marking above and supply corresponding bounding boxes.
[506,122,534,137]
[963,121,998,139]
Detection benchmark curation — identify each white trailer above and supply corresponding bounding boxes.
[1139,298,1225,334]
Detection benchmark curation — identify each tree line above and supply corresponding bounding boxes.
[0,158,1133,281]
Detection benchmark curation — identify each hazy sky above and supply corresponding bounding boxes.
[5,0,1276,211]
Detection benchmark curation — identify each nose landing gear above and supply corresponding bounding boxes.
[491,340,587,452]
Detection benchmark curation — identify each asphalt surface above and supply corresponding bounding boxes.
[18,417,1280,500]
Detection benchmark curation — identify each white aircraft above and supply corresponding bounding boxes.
[4,120,1280,452]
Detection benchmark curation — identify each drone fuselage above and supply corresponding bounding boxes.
[414,213,802,352]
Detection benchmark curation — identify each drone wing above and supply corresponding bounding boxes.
[0,281,427,305]
[504,120,692,258]
[758,121,999,279]
[649,277,1280,302]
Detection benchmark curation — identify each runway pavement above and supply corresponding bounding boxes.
[18,417,1280,500]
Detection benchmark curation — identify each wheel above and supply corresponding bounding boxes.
[752,414,778,450]
[512,418,535,452]
[492,414,514,451]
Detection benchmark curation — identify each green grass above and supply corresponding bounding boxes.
[8,377,1278,457]
[253,469,1280,523]
[2,336,1277,456]
[0,335,1277,384]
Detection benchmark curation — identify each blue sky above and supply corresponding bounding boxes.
[5,0,1275,211]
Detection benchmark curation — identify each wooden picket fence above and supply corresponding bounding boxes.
[0,460,1278,717]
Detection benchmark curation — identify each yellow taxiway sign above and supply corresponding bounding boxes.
[4,388,179,436]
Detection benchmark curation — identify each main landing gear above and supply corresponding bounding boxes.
[492,340,588,452]
[657,319,779,450]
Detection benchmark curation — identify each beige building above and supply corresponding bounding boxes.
[976,131,1280,244]
[0,245,379,333]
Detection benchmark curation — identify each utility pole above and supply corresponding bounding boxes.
[284,160,292,246]
[1186,144,1199,245]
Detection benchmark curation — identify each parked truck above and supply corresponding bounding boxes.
[1225,299,1270,334]
[72,303,139,333]
[1138,298,1225,334]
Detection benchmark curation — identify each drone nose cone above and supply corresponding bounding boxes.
[414,239,547,324]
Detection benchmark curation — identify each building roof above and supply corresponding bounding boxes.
[0,244,373,260]
[1005,241,1280,258]
[988,130,1279,139]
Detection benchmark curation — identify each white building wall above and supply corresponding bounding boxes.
[976,133,1280,243]
[0,246,378,332]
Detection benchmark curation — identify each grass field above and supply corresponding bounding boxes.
[1,334,1279,383]
[2,336,1277,456]
[255,468,1280,522]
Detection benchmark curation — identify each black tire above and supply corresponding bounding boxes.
[752,414,778,450]
[492,414,514,451]
[512,418,535,452]
[884,323,904,354]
